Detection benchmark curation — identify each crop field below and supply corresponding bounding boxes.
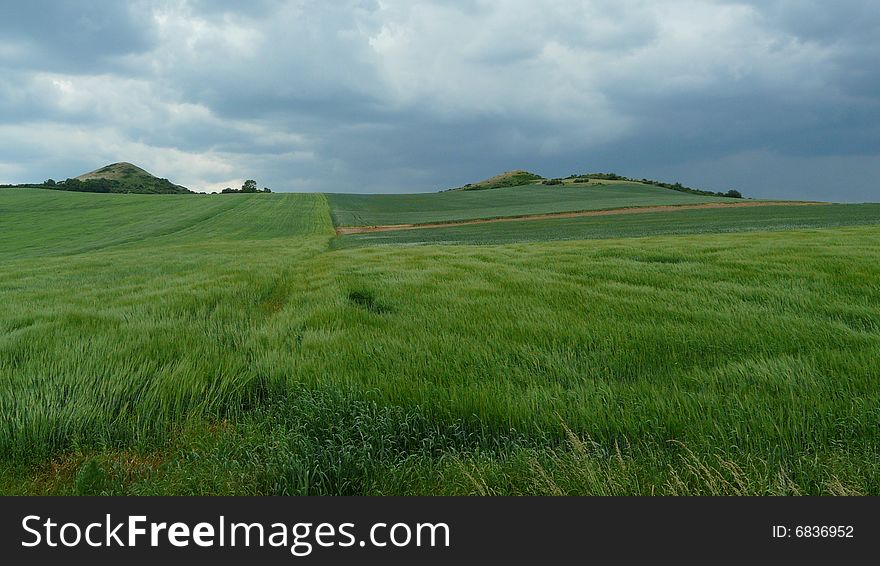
[326,181,732,227]
[0,190,327,260]
[1,187,879,495]
[334,203,880,248]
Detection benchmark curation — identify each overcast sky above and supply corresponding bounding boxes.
[0,1,877,200]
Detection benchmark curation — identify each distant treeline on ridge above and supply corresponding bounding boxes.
[566,173,743,198]
[0,177,192,195]
[444,169,744,198]
[220,180,272,194]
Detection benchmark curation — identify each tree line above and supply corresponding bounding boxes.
[565,173,743,198]
[1,178,191,194]
[221,180,271,194]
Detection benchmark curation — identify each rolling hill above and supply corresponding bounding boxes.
[327,169,755,228]
[71,162,193,194]
[326,181,734,227]
[1,162,193,195]
[451,169,544,191]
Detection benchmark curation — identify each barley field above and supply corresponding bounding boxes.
[1,187,878,495]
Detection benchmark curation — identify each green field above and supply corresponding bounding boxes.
[327,182,732,226]
[0,190,312,260]
[2,187,879,495]
[335,204,880,248]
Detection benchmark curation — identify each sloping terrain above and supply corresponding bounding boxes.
[72,162,192,194]
[451,169,544,191]
[334,201,826,235]
[0,189,329,260]
[327,181,734,227]
[334,202,880,247]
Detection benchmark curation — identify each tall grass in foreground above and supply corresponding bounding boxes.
[1,189,878,494]
[2,388,874,495]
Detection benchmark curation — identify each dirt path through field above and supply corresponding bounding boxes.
[335,201,829,235]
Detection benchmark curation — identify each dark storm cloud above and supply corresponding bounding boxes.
[0,0,877,200]
[725,1,880,100]
[0,1,156,72]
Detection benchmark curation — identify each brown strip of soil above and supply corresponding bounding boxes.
[335,201,829,235]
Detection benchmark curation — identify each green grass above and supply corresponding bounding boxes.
[334,204,880,248]
[1,188,879,495]
[0,190,325,260]
[327,182,733,227]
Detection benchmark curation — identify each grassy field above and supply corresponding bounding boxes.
[334,204,880,248]
[2,190,240,259]
[1,187,879,495]
[327,181,732,227]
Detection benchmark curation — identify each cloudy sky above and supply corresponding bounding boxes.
[0,1,877,200]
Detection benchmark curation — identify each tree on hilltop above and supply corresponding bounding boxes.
[221,180,272,194]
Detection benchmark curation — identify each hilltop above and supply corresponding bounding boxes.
[70,162,192,194]
[0,162,194,194]
[445,169,743,199]
[451,170,544,191]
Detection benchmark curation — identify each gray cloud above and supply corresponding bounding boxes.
[0,1,156,72]
[0,0,877,201]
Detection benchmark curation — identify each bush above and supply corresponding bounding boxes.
[725,189,742,199]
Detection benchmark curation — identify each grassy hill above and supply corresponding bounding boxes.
[451,169,544,191]
[1,187,879,495]
[70,162,193,194]
[0,162,195,194]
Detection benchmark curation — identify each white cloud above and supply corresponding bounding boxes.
[0,122,236,188]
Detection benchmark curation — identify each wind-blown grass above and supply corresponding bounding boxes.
[1,188,878,495]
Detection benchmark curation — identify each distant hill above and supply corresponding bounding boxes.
[444,169,744,199]
[0,163,193,194]
[68,162,192,194]
[451,170,544,191]
[1,162,193,194]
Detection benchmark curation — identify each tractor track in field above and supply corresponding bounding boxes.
[334,201,830,235]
